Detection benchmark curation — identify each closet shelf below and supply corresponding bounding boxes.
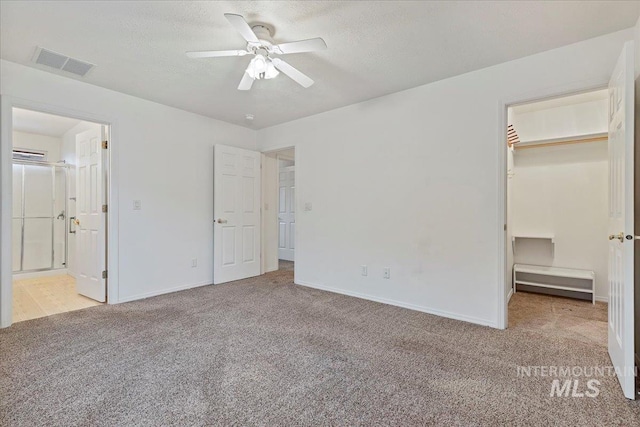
[514,264,594,280]
[515,132,607,150]
[513,264,595,304]
[511,235,554,257]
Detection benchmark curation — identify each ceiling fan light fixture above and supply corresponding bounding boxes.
[246,54,279,80]
[188,13,324,90]
[253,54,267,73]
[264,61,279,79]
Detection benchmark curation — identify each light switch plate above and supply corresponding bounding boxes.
[304,202,312,211]
[133,200,141,210]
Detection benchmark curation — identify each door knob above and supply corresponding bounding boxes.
[216,218,227,224]
[609,232,624,242]
[74,219,80,226]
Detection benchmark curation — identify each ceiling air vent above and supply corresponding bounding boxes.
[61,58,94,76]
[32,47,95,77]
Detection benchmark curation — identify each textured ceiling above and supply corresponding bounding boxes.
[13,108,82,137]
[1,1,638,129]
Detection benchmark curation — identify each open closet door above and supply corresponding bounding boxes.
[213,144,261,284]
[607,41,635,400]
[75,126,106,302]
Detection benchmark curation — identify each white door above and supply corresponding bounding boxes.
[278,165,295,261]
[213,144,261,284]
[75,126,106,302]
[607,41,635,400]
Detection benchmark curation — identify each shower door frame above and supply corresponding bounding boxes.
[12,160,69,274]
[0,96,119,328]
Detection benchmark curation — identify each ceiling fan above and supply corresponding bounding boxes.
[187,13,327,91]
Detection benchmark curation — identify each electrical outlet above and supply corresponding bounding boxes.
[383,267,390,279]
[304,202,312,211]
[133,200,142,210]
[361,265,368,276]
[191,258,197,268]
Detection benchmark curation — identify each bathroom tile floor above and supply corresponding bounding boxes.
[12,274,102,323]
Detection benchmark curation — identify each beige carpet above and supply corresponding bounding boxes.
[278,260,294,272]
[12,274,102,323]
[1,269,638,426]
[509,291,608,346]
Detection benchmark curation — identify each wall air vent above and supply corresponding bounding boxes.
[13,149,47,161]
[32,47,95,77]
[507,124,520,147]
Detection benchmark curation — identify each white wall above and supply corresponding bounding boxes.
[12,131,62,161]
[1,59,257,305]
[511,142,609,300]
[258,29,633,327]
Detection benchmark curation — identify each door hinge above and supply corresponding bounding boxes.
[504,224,507,231]
[102,270,108,279]
[102,204,108,213]
[102,140,108,149]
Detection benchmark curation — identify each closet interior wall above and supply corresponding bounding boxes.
[507,91,609,301]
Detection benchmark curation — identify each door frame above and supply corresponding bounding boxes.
[276,154,295,264]
[260,146,297,275]
[496,79,609,330]
[0,95,119,328]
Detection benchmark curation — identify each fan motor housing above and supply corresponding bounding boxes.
[251,24,275,44]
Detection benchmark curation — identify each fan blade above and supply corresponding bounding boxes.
[274,38,327,55]
[271,58,314,88]
[224,13,259,43]
[238,72,254,91]
[186,50,248,58]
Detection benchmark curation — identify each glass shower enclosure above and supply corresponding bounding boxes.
[12,161,68,273]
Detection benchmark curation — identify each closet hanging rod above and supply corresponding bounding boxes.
[514,133,607,150]
[12,159,71,167]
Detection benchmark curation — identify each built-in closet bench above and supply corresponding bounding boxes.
[513,264,595,304]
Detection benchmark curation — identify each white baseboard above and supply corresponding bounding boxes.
[507,288,514,303]
[116,280,213,304]
[13,268,68,280]
[264,265,278,273]
[595,296,608,303]
[295,280,496,328]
